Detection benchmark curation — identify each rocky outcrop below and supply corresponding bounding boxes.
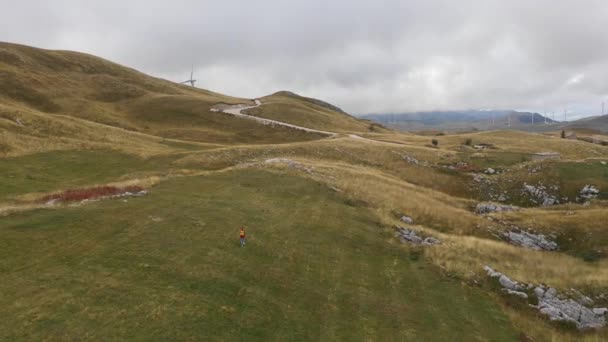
[502,230,558,251]
[522,184,559,206]
[535,286,606,329]
[475,202,519,214]
[579,185,600,201]
[483,266,606,329]
[394,226,441,246]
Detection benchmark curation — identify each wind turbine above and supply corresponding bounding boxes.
[180,65,197,87]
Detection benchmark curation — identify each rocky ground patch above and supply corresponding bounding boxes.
[484,266,607,329]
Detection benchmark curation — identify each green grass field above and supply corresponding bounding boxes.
[0,150,175,201]
[0,169,517,341]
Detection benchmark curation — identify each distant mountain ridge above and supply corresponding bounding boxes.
[361,110,558,132]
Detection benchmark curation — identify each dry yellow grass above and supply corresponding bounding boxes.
[256,158,608,293]
[357,130,608,161]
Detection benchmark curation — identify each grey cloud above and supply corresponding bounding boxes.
[1,0,607,117]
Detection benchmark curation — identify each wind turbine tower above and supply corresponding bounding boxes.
[180,65,197,87]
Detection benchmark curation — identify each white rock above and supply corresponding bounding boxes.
[534,287,545,299]
[400,216,414,224]
[503,230,558,251]
[502,289,528,299]
[593,308,608,316]
[483,265,503,278]
[499,275,523,291]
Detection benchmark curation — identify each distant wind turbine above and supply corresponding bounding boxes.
[180,65,197,87]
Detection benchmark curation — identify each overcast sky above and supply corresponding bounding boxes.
[2,1,608,118]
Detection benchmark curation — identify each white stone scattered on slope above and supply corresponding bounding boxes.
[475,202,519,214]
[579,185,600,200]
[394,226,441,246]
[534,286,606,329]
[502,230,558,251]
[522,184,559,206]
[484,266,606,329]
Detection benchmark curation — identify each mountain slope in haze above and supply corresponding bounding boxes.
[362,110,557,132]
[563,114,608,133]
[0,42,370,153]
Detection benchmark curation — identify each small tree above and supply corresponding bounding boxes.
[561,130,566,139]
[464,138,473,146]
[432,139,439,147]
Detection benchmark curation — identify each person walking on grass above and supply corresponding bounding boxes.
[239,227,246,247]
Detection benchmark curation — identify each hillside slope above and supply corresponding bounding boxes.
[0,42,351,149]
[244,91,387,133]
[563,115,608,133]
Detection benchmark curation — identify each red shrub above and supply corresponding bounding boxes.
[41,185,144,203]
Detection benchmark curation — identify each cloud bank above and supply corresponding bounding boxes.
[2,0,607,118]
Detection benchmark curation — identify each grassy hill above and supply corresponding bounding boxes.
[244,91,387,133]
[0,42,342,154]
[2,42,608,341]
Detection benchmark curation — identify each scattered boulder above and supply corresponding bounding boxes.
[485,168,496,174]
[475,202,519,214]
[503,230,558,251]
[394,226,441,246]
[579,185,600,200]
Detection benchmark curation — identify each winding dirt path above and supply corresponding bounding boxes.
[213,99,336,136]
[211,99,413,147]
